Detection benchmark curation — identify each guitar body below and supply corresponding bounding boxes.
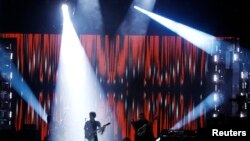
[85,132,96,141]
[84,122,111,141]
[85,136,96,141]
[136,116,157,137]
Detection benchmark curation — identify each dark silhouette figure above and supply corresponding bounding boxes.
[84,112,105,141]
[131,113,155,141]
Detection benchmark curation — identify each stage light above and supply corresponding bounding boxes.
[212,112,218,118]
[61,4,68,12]
[241,71,248,80]
[134,6,217,55]
[236,47,240,52]
[241,82,247,89]
[213,74,219,82]
[240,92,244,96]
[233,53,239,62]
[170,93,223,130]
[240,111,247,118]
[10,53,13,60]
[214,55,218,63]
[62,4,71,24]
[0,49,47,122]
[9,72,13,79]
[213,92,219,102]
[0,91,12,101]
[9,111,12,118]
[51,5,110,141]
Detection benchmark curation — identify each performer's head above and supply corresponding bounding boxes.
[89,111,96,120]
[139,113,145,120]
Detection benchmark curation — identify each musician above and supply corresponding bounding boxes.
[84,112,104,141]
[131,113,155,141]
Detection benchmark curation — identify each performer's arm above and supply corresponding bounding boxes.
[97,121,106,134]
[97,121,101,128]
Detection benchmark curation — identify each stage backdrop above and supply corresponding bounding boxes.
[0,33,208,141]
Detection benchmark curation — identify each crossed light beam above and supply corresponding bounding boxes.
[133,5,225,130]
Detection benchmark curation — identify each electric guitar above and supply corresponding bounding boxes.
[85,122,111,140]
[137,116,157,136]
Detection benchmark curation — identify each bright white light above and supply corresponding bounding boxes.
[212,112,218,118]
[244,103,247,110]
[213,93,218,102]
[61,4,68,12]
[233,53,239,62]
[53,6,109,141]
[240,111,246,118]
[241,71,248,79]
[214,55,218,62]
[10,92,12,99]
[240,92,244,96]
[10,53,13,60]
[9,111,12,118]
[134,6,217,55]
[213,74,219,82]
[10,72,13,79]
[62,4,70,24]
[237,47,240,52]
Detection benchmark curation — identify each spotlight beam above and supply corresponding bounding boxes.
[117,0,156,35]
[0,49,47,122]
[134,6,217,55]
[76,0,104,33]
[171,93,223,130]
[53,4,109,141]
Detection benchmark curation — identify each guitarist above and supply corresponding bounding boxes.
[84,112,105,141]
[131,113,155,141]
